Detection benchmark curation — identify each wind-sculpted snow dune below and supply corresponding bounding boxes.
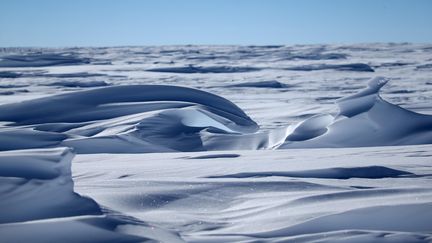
[0,148,100,224]
[0,84,284,153]
[281,77,432,148]
[0,148,183,242]
[0,77,431,153]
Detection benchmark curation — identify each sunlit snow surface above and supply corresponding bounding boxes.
[1,44,432,242]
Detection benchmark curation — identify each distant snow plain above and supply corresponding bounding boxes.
[0,43,432,242]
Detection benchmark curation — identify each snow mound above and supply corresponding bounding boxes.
[281,77,432,148]
[0,148,100,223]
[0,84,253,125]
[0,148,182,242]
[0,85,279,153]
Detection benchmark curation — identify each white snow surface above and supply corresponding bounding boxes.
[0,43,432,242]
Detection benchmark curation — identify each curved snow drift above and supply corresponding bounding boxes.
[0,148,182,242]
[0,85,270,153]
[281,77,432,148]
[0,77,431,153]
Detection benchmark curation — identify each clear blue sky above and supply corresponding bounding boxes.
[1,0,431,47]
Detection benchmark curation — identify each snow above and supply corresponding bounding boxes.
[147,65,261,73]
[0,43,432,242]
[45,80,110,88]
[225,80,290,88]
[72,146,432,242]
[281,76,432,148]
[0,77,429,153]
[284,63,374,72]
[0,53,90,67]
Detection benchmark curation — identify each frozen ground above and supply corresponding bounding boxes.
[0,43,432,242]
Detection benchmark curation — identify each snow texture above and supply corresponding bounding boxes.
[1,43,432,242]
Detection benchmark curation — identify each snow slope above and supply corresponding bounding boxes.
[73,146,432,242]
